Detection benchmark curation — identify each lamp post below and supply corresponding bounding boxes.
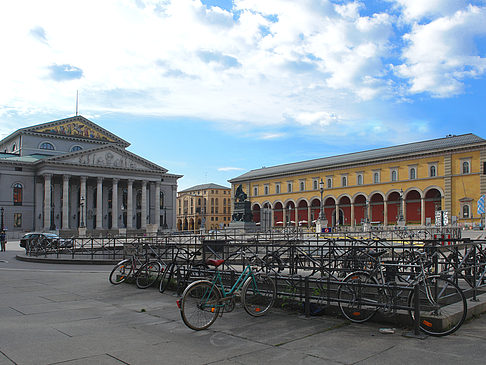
[1,207,4,231]
[80,196,85,228]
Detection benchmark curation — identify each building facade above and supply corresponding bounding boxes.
[176,183,232,231]
[0,116,181,236]
[229,134,486,229]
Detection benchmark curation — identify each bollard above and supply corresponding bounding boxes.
[304,276,310,317]
[404,283,427,339]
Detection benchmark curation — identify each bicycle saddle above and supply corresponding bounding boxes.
[206,259,225,267]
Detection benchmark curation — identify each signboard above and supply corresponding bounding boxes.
[322,227,333,233]
[478,195,485,215]
[435,211,449,226]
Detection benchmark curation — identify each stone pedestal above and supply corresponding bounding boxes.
[78,227,87,237]
[146,224,158,235]
[316,219,328,233]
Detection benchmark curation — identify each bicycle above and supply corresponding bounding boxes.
[177,256,277,330]
[159,246,208,294]
[109,245,163,288]
[337,248,467,336]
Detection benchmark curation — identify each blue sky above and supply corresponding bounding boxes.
[0,0,485,190]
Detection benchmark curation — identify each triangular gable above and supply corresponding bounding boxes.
[40,144,168,173]
[23,116,130,147]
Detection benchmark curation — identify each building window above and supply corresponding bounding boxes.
[275,184,280,194]
[391,169,397,182]
[410,167,416,180]
[462,161,470,174]
[71,145,83,152]
[287,183,292,193]
[357,174,363,185]
[40,142,55,150]
[11,144,16,152]
[253,186,258,196]
[300,181,305,191]
[373,172,380,184]
[327,178,332,189]
[430,165,436,177]
[160,192,164,208]
[313,179,318,190]
[13,183,22,206]
[342,176,347,187]
[14,213,22,228]
[463,205,470,218]
[264,185,269,195]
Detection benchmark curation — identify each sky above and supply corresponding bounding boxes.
[0,0,486,190]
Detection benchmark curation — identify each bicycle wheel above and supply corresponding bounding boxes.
[176,263,210,295]
[241,273,276,317]
[159,263,175,293]
[337,271,380,323]
[180,280,221,331]
[109,259,133,285]
[408,276,467,336]
[136,261,162,289]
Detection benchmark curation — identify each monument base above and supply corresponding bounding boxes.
[397,219,406,227]
[316,219,328,233]
[362,222,371,232]
[227,221,257,232]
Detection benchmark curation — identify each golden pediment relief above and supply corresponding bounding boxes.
[35,121,115,142]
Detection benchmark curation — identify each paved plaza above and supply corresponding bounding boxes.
[1,243,486,364]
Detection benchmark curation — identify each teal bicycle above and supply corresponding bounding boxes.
[177,257,277,330]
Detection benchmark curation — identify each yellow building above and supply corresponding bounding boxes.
[176,183,232,231]
[229,134,486,229]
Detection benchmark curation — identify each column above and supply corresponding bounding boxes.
[141,181,147,229]
[351,202,355,228]
[96,177,103,229]
[421,197,425,226]
[155,182,161,228]
[335,203,339,226]
[127,179,133,229]
[112,178,119,229]
[271,208,274,228]
[80,176,87,228]
[403,198,407,224]
[62,175,70,229]
[294,206,298,227]
[307,206,311,227]
[384,200,388,226]
[43,174,52,230]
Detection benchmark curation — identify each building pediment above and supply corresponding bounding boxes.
[21,116,130,147]
[40,145,168,173]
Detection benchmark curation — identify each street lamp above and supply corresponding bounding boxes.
[80,196,85,228]
[319,179,326,220]
[0,207,4,231]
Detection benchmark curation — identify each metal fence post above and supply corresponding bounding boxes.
[304,276,310,317]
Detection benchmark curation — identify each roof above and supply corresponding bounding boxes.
[229,133,486,182]
[180,183,230,193]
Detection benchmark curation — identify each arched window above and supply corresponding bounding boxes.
[342,176,347,187]
[462,161,470,174]
[410,168,416,180]
[327,178,332,189]
[40,142,55,150]
[463,205,470,218]
[13,183,22,205]
[357,174,363,185]
[11,143,16,152]
[391,170,397,182]
[430,165,436,177]
[71,145,82,152]
[373,172,379,183]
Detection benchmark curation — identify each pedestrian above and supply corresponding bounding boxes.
[0,230,6,252]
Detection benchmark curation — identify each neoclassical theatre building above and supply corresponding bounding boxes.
[229,134,486,229]
[0,116,181,236]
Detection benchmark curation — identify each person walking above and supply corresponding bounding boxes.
[0,230,6,252]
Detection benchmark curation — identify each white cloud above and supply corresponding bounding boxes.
[0,0,484,141]
[395,4,486,97]
[217,167,245,171]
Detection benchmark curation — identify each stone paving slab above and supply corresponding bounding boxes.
[2,256,486,364]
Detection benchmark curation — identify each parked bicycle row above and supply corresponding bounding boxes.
[108,237,485,336]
